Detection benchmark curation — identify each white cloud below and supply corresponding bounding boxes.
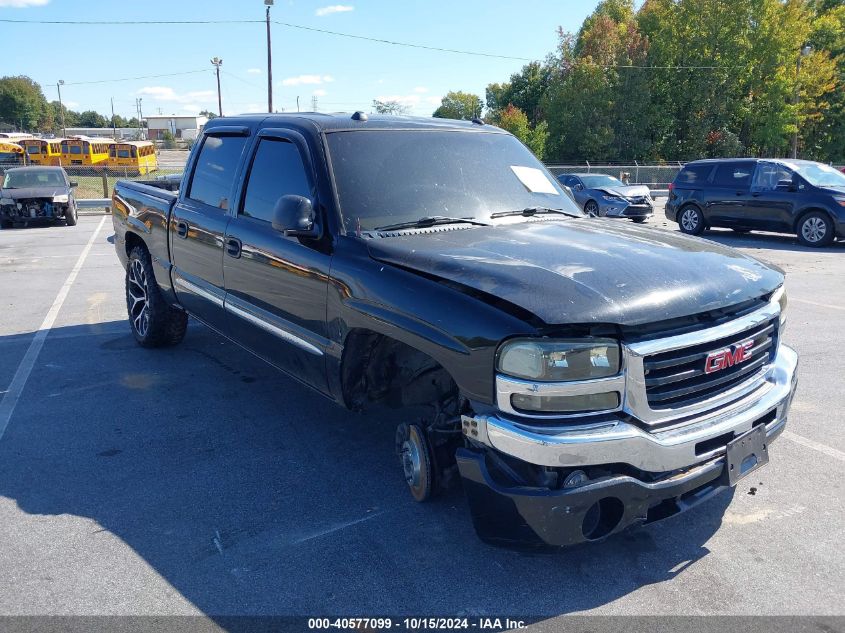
[246,68,261,75]
[413,86,429,93]
[0,0,49,7]
[136,86,216,104]
[312,89,328,97]
[281,74,334,86]
[315,4,353,16]
[374,94,442,112]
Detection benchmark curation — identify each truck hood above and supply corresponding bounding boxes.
[1,187,70,199]
[593,184,651,199]
[367,219,783,326]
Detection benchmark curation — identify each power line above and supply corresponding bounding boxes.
[45,69,209,87]
[0,17,532,61]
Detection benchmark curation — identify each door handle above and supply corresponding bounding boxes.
[176,221,188,238]
[225,237,242,258]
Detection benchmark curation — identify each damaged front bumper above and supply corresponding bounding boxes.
[457,345,798,547]
[0,198,65,221]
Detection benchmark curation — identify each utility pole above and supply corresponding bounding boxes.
[57,80,66,137]
[792,44,813,159]
[311,95,318,111]
[296,96,300,112]
[111,97,117,139]
[139,98,144,139]
[211,57,223,117]
[265,0,274,113]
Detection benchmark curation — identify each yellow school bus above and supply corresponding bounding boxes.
[0,141,25,167]
[108,141,158,174]
[20,138,65,166]
[61,136,111,166]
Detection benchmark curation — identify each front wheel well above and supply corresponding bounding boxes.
[793,208,834,232]
[340,329,459,413]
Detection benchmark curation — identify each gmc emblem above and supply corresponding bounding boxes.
[704,339,755,374]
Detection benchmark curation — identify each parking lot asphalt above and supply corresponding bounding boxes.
[0,213,843,626]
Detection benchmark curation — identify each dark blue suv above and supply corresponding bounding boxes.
[665,158,845,247]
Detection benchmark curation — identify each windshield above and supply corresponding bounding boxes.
[791,162,845,188]
[2,170,64,189]
[326,130,581,232]
[580,174,624,188]
[26,145,42,154]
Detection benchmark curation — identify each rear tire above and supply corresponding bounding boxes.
[65,205,77,226]
[0,219,12,230]
[796,212,834,247]
[632,217,648,224]
[678,205,705,235]
[126,245,188,348]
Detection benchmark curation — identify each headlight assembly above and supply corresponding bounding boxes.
[497,338,621,382]
[53,195,69,203]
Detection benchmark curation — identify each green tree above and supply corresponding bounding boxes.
[432,91,483,120]
[78,110,108,127]
[486,61,553,126]
[493,104,549,159]
[372,99,410,115]
[0,75,47,131]
[198,109,218,120]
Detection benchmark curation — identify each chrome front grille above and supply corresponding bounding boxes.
[643,317,778,409]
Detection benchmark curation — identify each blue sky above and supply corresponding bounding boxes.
[2,0,602,119]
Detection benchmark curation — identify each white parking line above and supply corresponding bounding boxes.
[0,217,107,441]
[791,298,845,312]
[782,431,845,463]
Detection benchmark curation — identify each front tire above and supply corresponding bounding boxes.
[0,219,12,230]
[797,212,834,247]
[678,205,705,235]
[65,205,77,226]
[584,200,600,217]
[126,245,188,347]
[632,217,648,224]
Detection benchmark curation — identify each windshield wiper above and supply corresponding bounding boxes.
[374,215,490,231]
[489,206,580,219]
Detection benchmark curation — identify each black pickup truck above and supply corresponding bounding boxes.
[111,113,798,547]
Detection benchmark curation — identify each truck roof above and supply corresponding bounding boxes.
[204,112,506,134]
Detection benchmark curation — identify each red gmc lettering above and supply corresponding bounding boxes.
[704,340,755,374]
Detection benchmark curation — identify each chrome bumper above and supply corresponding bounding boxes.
[463,344,797,473]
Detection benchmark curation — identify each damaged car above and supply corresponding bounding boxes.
[557,172,654,222]
[0,166,79,229]
[110,113,797,548]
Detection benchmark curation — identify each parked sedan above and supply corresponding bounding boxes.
[0,166,78,228]
[557,173,654,222]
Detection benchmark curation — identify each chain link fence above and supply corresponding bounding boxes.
[545,162,685,188]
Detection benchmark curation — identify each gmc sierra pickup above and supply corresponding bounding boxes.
[111,113,798,547]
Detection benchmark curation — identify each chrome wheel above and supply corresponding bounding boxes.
[127,258,150,338]
[584,200,599,216]
[681,208,699,232]
[801,216,827,243]
[396,423,434,501]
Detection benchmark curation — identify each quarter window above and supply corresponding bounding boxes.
[676,164,713,185]
[241,138,311,223]
[188,134,247,210]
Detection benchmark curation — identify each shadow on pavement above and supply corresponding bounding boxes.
[0,320,735,620]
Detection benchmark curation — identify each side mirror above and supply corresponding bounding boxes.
[69,181,78,188]
[272,195,320,238]
[573,183,584,191]
[775,179,796,192]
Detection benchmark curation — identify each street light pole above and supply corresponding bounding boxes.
[211,57,223,117]
[57,79,66,137]
[265,0,274,113]
[792,44,813,159]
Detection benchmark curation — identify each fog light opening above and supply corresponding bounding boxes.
[581,497,625,540]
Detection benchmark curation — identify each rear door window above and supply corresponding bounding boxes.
[712,163,754,189]
[187,134,248,211]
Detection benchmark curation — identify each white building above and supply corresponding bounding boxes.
[143,115,208,141]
